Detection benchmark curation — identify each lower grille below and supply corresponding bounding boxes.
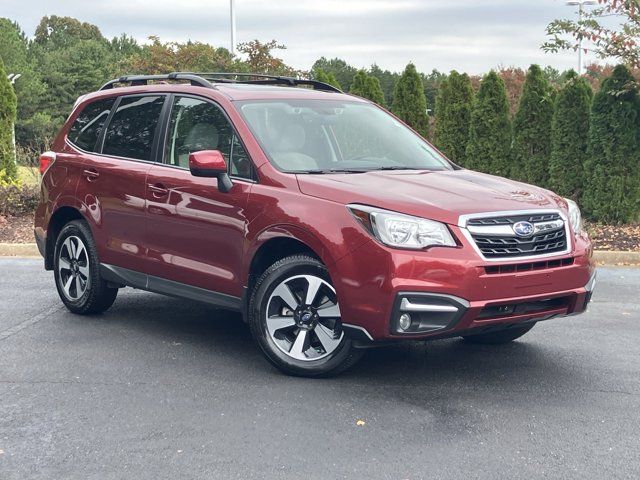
[484,257,574,275]
[464,212,569,260]
[477,295,572,320]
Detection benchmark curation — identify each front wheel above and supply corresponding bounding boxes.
[462,322,536,345]
[248,255,363,377]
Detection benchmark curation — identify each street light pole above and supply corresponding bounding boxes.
[566,0,597,75]
[7,73,21,166]
[230,0,236,56]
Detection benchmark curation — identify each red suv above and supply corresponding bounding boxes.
[34,73,596,376]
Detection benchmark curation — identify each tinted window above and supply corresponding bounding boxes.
[68,98,115,152]
[165,96,252,178]
[103,96,165,161]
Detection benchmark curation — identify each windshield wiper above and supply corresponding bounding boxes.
[365,166,424,171]
[296,169,368,174]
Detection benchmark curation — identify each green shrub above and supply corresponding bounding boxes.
[392,63,429,138]
[434,71,473,165]
[548,71,592,200]
[314,68,342,90]
[583,65,640,223]
[0,169,39,216]
[512,64,555,185]
[349,70,385,106]
[465,71,512,176]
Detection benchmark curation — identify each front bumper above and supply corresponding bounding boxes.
[388,269,595,337]
[334,228,596,342]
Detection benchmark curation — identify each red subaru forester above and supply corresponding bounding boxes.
[34,73,596,377]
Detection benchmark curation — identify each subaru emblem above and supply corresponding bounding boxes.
[513,221,534,237]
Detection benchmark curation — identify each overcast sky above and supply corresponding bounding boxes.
[4,0,597,74]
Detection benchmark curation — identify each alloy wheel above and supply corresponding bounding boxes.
[265,274,344,361]
[57,235,90,301]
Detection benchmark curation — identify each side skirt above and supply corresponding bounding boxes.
[100,263,242,312]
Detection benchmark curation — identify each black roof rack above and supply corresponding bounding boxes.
[99,73,213,91]
[99,72,342,93]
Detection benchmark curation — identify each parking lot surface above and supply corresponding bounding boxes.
[0,258,638,479]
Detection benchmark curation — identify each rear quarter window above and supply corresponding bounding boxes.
[67,97,116,152]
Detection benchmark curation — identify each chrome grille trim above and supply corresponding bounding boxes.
[467,219,564,237]
[458,209,572,262]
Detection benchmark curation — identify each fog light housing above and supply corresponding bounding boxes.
[398,313,412,331]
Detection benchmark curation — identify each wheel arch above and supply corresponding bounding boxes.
[44,205,88,270]
[243,226,339,310]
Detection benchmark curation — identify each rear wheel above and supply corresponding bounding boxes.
[54,220,118,315]
[248,255,363,377]
[462,323,536,345]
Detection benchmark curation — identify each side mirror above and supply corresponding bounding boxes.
[189,150,233,193]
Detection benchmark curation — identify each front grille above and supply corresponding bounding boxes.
[466,212,568,259]
[467,213,560,226]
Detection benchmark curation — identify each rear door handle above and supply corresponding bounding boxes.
[148,183,169,198]
[83,169,99,181]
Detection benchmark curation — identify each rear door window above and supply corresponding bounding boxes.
[67,98,115,152]
[102,96,165,161]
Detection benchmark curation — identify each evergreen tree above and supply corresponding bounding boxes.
[314,69,341,90]
[512,64,555,185]
[311,57,357,91]
[548,70,592,200]
[369,63,397,105]
[327,72,341,90]
[583,65,640,223]
[0,19,49,146]
[392,63,429,138]
[30,16,113,135]
[0,57,18,179]
[434,70,473,165]
[465,71,512,176]
[349,70,385,105]
[423,69,447,117]
[349,70,369,97]
[365,75,385,106]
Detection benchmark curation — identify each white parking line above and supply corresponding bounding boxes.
[0,304,64,341]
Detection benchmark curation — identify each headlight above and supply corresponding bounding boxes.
[565,198,583,235]
[347,204,456,249]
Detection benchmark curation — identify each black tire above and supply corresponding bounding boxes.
[248,255,364,377]
[53,219,118,315]
[462,322,536,345]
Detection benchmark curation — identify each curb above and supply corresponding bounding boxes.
[0,243,41,257]
[592,250,640,266]
[0,243,639,266]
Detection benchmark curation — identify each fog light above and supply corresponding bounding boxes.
[398,313,412,331]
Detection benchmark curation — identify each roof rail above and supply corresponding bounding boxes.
[99,73,213,91]
[99,72,342,93]
[185,72,342,93]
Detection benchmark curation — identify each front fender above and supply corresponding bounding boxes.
[243,224,338,282]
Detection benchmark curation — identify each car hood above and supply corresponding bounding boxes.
[296,169,566,225]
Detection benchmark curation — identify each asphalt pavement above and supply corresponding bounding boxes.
[0,258,638,480]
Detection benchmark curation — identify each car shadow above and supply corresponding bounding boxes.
[103,290,585,393]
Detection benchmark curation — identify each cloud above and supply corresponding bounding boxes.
[4,0,587,73]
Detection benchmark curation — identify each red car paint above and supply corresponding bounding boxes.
[35,83,595,342]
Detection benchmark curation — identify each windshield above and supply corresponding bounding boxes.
[236,99,453,173]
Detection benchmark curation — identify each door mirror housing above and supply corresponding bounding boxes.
[189,150,233,193]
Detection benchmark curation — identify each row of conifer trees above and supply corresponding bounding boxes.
[324,64,639,224]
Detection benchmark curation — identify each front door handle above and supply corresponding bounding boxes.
[148,183,169,198]
[83,169,99,181]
